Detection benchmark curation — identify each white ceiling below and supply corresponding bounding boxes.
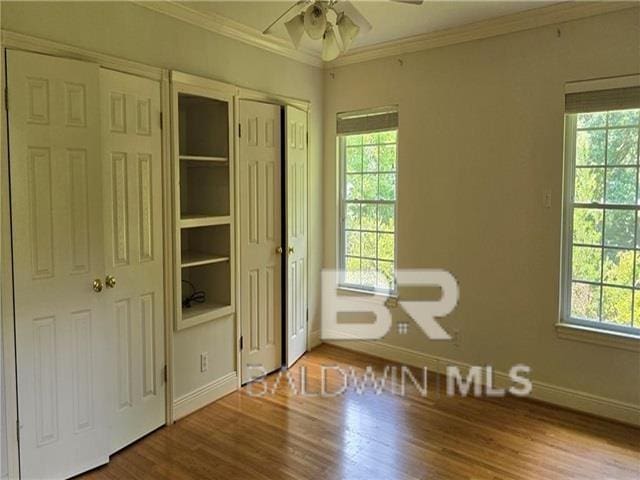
[185,1,557,53]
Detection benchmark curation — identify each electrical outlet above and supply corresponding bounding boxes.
[543,190,552,209]
[200,352,208,372]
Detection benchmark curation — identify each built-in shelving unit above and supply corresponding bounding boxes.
[172,74,235,330]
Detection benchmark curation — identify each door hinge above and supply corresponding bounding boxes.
[4,87,8,112]
[306,131,309,145]
[160,112,163,129]
[163,365,168,382]
[239,335,243,350]
[16,419,20,441]
[238,123,242,138]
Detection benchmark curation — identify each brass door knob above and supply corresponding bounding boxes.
[105,275,117,288]
[275,246,283,254]
[92,279,103,292]
[288,246,294,254]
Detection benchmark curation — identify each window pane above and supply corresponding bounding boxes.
[576,130,606,165]
[363,132,378,145]
[635,252,640,288]
[361,259,376,287]
[602,286,632,326]
[345,257,361,284]
[346,146,363,172]
[607,128,638,165]
[379,130,397,143]
[378,233,395,260]
[603,249,634,286]
[577,112,607,128]
[571,282,600,321]
[363,146,378,171]
[362,174,378,200]
[378,204,395,232]
[634,291,640,327]
[362,232,376,258]
[604,209,635,248]
[574,168,604,203]
[608,109,640,127]
[572,246,601,283]
[361,204,376,230]
[377,261,394,290]
[605,167,636,204]
[346,134,363,146]
[346,174,362,200]
[573,208,602,245]
[345,204,360,230]
[379,174,396,201]
[379,145,396,171]
[340,124,397,293]
[345,231,361,256]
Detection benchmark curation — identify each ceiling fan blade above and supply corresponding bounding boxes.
[263,0,307,35]
[391,0,424,4]
[333,0,372,35]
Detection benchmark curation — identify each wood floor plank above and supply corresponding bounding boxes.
[80,344,640,480]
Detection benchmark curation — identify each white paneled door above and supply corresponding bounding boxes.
[7,50,109,479]
[285,106,308,367]
[100,69,165,454]
[239,100,282,383]
[7,51,165,478]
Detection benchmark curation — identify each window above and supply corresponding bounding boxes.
[563,100,640,334]
[338,108,398,294]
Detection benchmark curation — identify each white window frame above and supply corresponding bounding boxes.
[561,112,640,338]
[338,130,398,295]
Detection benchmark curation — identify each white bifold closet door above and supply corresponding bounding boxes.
[100,69,165,454]
[7,50,165,479]
[7,49,109,480]
[239,100,282,382]
[285,106,308,367]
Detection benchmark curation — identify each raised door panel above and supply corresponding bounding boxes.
[99,69,165,454]
[7,49,108,479]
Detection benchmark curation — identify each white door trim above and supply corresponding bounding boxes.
[0,31,173,477]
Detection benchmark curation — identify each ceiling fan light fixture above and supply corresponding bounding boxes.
[304,3,327,40]
[322,26,340,62]
[285,13,305,48]
[336,13,359,51]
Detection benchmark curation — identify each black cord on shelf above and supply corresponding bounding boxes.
[182,279,205,308]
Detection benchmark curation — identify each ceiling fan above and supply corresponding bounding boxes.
[263,0,424,61]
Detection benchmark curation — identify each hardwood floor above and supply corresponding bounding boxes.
[82,344,640,480]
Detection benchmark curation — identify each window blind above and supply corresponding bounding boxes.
[337,107,398,135]
[565,86,640,114]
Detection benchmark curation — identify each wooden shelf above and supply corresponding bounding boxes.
[181,251,229,268]
[181,302,233,324]
[179,155,228,164]
[180,214,231,229]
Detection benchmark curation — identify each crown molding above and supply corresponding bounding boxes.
[133,1,636,71]
[133,0,323,68]
[326,2,638,69]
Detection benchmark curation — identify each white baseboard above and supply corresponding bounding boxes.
[173,371,237,420]
[309,329,322,349]
[326,339,640,427]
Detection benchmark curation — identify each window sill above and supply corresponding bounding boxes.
[555,322,640,352]
[337,285,398,303]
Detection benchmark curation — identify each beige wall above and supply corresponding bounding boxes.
[323,8,640,406]
[0,0,324,402]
